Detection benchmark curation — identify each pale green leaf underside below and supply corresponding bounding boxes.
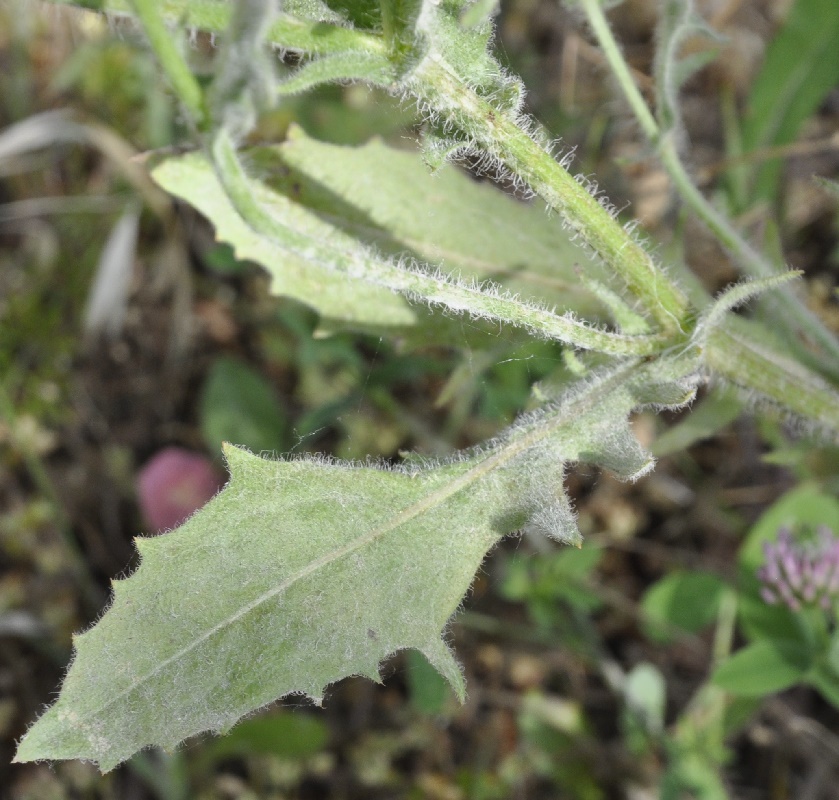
[150,130,604,333]
[273,127,605,314]
[151,149,418,332]
[16,358,694,771]
[17,447,504,771]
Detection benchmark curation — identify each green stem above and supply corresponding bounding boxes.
[705,319,839,437]
[578,0,658,142]
[579,0,839,367]
[410,61,691,336]
[128,0,207,127]
[660,137,839,368]
[211,129,676,355]
[64,0,692,336]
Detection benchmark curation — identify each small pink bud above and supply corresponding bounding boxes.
[137,447,225,533]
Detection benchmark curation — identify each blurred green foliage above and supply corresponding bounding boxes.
[200,355,289,456]
[641,571,728,643]
[739,0,839,209]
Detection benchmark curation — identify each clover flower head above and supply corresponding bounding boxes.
[757,525,839,612]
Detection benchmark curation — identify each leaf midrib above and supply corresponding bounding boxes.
[75,361,635,728]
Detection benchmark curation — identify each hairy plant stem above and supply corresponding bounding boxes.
[410,59,691,337]
[577,0,839,368]
[706,320,839,435]
[49,0,839,434]
[210,128,674,356]
[210,131,839,437]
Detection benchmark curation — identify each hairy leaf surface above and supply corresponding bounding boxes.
[16,358,696,770]
[17,447,500,770]
[150,148,418,332]
[271,127,604,313]
[150,133,605,334]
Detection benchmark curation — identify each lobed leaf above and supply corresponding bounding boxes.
[16,357,698,770]
[17,446,500,770]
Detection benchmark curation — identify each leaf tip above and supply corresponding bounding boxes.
[524,492,583,548]
[221,441,256,473]
[363,667,383,684]
[421,642,467,703]
[11,745,35,767]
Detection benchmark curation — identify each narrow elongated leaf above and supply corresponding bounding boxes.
[152,139,653,353]
[271,127,605,314]
[150,149,419,332]
[742,0,839,204]
[150,132,605,334]
[16,357,698,770]
[152,136,647,358]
